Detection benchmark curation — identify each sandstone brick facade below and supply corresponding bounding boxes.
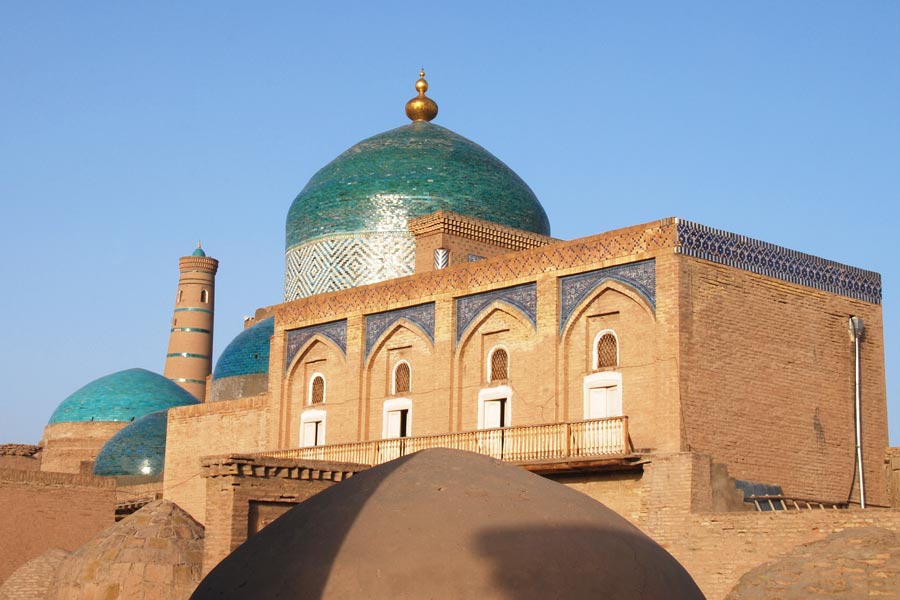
[0,468,115,584]
[199,455,367,575]
[163,396,270,524]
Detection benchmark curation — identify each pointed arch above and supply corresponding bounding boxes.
[364,319,434,370]
[560,280,655,343]
[456,301,536,358]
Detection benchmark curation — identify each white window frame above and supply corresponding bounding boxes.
[478,385,512,429]
[583,371,623,420]
[382,397,413,439]
[299,409,326,447]
[486,344,510,383]
[391,360,412,395]
[592,329,619,371]
[308,372,326,405]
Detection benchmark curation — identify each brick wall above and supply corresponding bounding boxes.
[200,455,366,575]
[40,421,128,474]
[0,468,115,584]
[163,396,270,524]
[677,257,888,505]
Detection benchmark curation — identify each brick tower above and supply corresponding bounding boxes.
[163,243,218,400]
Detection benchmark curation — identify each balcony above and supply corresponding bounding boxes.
[258,416,635,472]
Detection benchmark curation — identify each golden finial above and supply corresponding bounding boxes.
[405,68,438,122]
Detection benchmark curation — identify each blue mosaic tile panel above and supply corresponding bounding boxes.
[285,319,348,370]
[285,232,416,300]
[559,260,657,333]
[365,303,436,358]
[48,368,199,425]
[93,409,170,477]
[456,283,537,343]
[676,220,882,304]
[213,318,275,380]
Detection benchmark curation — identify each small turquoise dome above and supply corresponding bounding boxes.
[48,368,200,425]
[213,317,275,380]
[93,410,169,477]
[192,246,206,257]
[286,121,550,250]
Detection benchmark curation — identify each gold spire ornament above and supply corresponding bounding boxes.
[405,68,438,122]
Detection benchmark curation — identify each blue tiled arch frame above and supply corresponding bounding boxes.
[455,283,538,345]
[364,303,436,361]
[559,260,656,334]
[284,320,348,372]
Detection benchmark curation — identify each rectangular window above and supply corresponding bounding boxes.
[386,409,409,438]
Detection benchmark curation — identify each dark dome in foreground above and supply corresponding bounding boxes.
[193,449,703,600]
[286,121,550,250]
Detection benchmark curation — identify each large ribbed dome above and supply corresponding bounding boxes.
[287,122,549,248]
[48,368,199,425]
[284,121,550,300]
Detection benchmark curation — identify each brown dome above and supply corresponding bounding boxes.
[727,527,900,600]
[0,548,69,600]
[193,448,703,599]
[48,500,204,600]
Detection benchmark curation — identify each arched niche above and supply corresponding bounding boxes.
[455,301,541,432]
[364,321,435,441]
[284,335,347,448]
[559,281,658,441]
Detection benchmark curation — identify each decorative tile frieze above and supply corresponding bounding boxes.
[559,260,657,333]
[676,219,881,304]
[434,248,449,270]
[285,320,348,370]
[456,283,537,342]
[276,219,679,326]
[365,303,436,358]
[285,232,416,301]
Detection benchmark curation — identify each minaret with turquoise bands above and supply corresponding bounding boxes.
[163,243,218,400]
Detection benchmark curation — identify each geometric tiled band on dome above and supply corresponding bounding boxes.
[675,219,882,304]
[365,303,435,359]
[285,320,348,371]
[456,283,537,343]
[285,231,416,301]
[559,259,657,333]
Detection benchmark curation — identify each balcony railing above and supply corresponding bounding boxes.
[258,416,632,467]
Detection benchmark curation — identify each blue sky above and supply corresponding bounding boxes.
[1,2,897,445]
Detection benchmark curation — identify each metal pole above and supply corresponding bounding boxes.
[851,316,866,509]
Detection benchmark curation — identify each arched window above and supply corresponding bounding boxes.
[595,332,619,370]
[200,289,209,303]
[393,361,411,395]
[488,347,509,382]
[310,374,325,405]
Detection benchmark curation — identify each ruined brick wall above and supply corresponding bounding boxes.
[163,396,270,525]
[200,456,366,575]
[678,256,888,505]
[655,508,900,600]
[0,468,115,584]
[39,421,128,474]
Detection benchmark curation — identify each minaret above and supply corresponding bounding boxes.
[164,243,218,400]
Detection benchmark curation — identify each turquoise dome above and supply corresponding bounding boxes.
[192,246,206,257]
[213,317,275,380]
[285,121,550,250]
[93,410,169,477]
[48,368,200,425]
